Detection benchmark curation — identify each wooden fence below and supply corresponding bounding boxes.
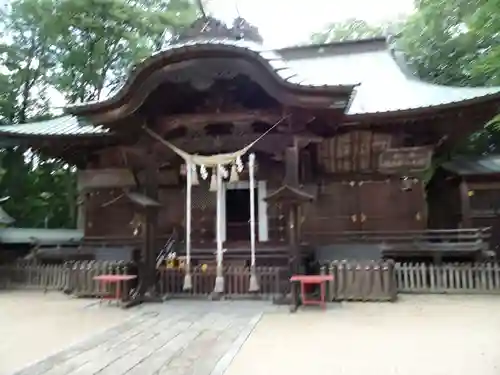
[0,261,285,299]
[395,262,500,294]
[0,261,130,296]
[5,260,500,300]
[321,260,397,302]
[157,266,285,299]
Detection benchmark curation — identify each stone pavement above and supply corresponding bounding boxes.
[11,301,276,375]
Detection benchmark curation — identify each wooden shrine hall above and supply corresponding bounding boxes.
[2,15,500,288]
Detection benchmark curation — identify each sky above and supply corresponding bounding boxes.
[208,0,415,47]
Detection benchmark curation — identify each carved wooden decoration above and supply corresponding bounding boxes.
[194,92,248,113]
[157,110,281,129]
[163,61,238,91]
[78,169,136,190]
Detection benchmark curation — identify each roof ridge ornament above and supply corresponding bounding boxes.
[171,0,263,44]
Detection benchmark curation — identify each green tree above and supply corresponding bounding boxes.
[396,0,500,154]
[49,0,197,103]
[396,0,484,86]
[0,0,197,228]
[312,2,500,156]
[0,0,59,227]
[311,18,388,44]
[0,0,54,123]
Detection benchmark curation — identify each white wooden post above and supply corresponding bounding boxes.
[213,164,225,294]
[248,153,259,292]
[183,162,193,290]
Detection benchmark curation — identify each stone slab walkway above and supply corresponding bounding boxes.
[9,300,273,375]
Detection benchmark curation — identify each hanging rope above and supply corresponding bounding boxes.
[142,115,288,166]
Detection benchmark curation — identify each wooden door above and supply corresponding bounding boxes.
[303,181,359,243]
[397,182,427,230]
[358,180,395,231]
[358,180,426,231]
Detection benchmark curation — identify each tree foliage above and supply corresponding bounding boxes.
[0,0,196,228]
[49,0,196,103]
[311,18,387,44]
[311,0,500,156]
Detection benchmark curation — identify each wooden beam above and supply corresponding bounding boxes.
[155,110,282,129]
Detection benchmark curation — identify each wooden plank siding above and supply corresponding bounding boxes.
[302,179,426,243]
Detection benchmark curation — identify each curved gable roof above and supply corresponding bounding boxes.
[64,38,356,118]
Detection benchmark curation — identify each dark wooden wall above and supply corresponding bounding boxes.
[85,189,136,237]
[462,177,500,253]
[82,129,429,244]
[301,179,426,244]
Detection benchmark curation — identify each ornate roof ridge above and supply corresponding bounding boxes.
[170,16,263,45]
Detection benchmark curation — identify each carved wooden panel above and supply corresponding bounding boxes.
[78,169,136,190]
[317,131,392,173]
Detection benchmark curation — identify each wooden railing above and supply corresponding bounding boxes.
[332,227,490,244]
[395,262,500,294]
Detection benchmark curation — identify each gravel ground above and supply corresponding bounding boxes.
[225,295,500,375]
[3,292,500,375]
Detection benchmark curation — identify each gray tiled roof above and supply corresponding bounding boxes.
[283,46,500,115]
[0,116,108,136]
[0,228,83,245]
[442,156,500,176]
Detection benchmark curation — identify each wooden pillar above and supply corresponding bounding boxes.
[459,179,472,228]
[264,137,313,310]
[139,152,160,299]
[76,192,85,230]
[285,143,301,271]
[76,173,85,230]
[285,143,300,186]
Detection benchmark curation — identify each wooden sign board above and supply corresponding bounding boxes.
[378,147,432,173]
[78,169,136,190]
